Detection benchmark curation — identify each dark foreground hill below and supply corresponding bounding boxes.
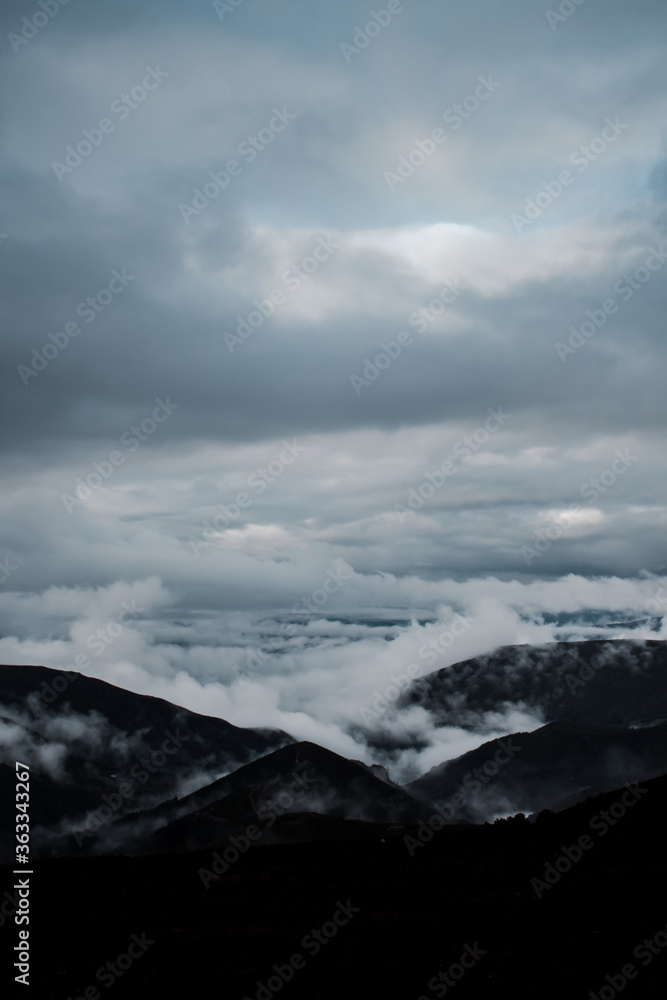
[64,740,430,856]
[2,650,667,994]
[5,771,667,999]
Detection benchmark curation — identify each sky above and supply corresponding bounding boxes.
[1,0,666,775]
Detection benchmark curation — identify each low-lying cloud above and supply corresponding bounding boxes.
[1,573,665,783]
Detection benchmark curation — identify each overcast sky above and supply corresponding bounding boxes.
[1,1,666,764]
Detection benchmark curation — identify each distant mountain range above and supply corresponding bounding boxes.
[2,639,667,861]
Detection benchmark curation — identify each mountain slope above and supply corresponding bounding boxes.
[0,664,293,860]
[406,718,667,820]
[401,639,667,729]
[71,740,430,855]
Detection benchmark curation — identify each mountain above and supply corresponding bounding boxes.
[0,664,292,860]
[397,639,667,820]
[406,718,667,820]
[116,740,429,855]
[0,665,425,860]
[4,644,667,995]
[4,641,667,860]
[400,638,667,729]
[16,769,667,999]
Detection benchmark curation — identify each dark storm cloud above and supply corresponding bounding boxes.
[0,0,666,603]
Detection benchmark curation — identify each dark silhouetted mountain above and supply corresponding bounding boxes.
[15,769,667,999]
[406,718,667,820]
[0,664,292,860]
[401,638,667,728]
[4,644,667,861]
[125,740,428,854]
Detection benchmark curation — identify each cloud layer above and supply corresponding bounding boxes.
[1,1,666,774]
[1,574,665,781]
